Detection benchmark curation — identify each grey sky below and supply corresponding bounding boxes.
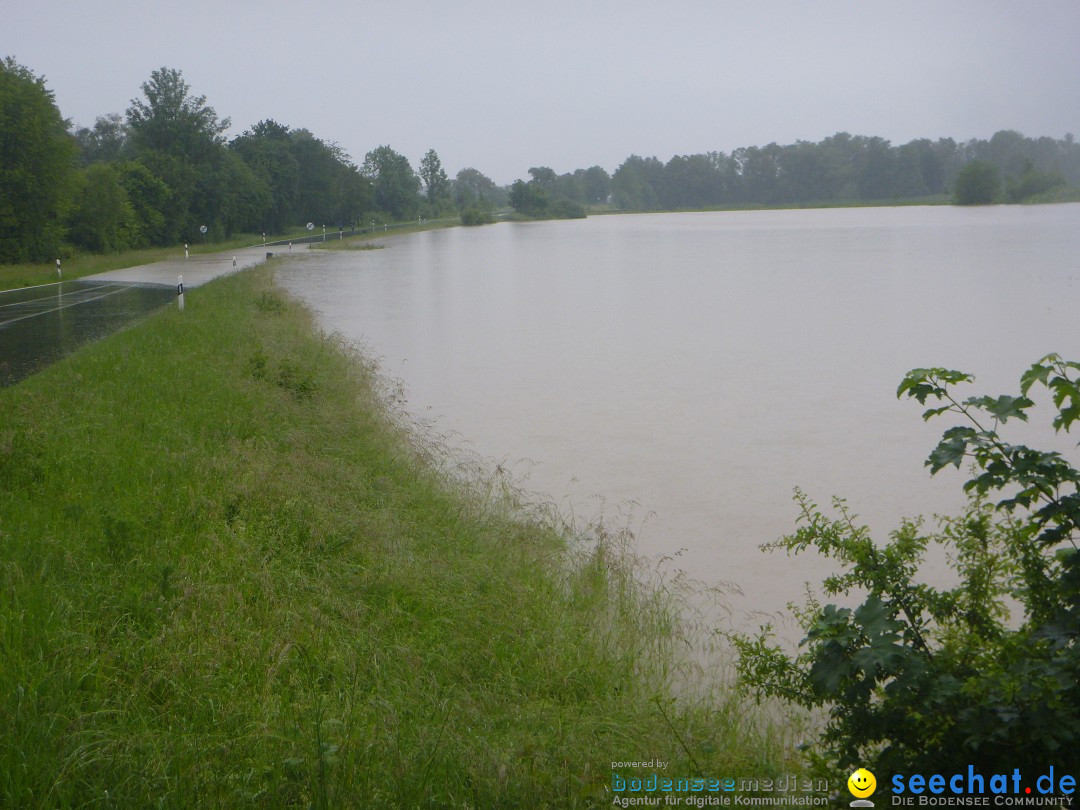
[4,0,1079,184]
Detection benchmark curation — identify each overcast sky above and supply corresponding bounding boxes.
[4,0,1079,184]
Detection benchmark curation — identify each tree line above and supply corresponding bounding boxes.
[604,131,1080,210]
[1,58,505,264]
[504,131,1078,217]
[6,56,1079,262]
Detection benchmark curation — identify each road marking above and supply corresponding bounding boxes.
[0,283,116,311]
[0,285,135,327]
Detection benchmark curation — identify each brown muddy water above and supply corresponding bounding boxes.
[277,205,1080,630]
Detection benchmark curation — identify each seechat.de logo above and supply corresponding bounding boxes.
[849,768,877,807]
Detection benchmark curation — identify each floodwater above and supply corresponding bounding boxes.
[0,281,175,386]
[277,205,1080,627]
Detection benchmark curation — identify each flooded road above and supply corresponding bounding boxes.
[0,281,175,386]
[1,244,286,387]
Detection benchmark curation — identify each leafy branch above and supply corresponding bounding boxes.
[733,354,1080,776]
[898,353,1080,550]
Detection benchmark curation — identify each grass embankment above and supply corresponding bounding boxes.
[0,267,793,806]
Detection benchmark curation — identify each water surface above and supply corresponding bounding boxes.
[278,206,1080,625]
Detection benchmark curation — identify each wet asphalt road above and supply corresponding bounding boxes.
[1,244,302,386]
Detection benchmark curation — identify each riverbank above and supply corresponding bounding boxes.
[0,265,794,806]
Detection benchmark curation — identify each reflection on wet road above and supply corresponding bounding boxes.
[0,280,175,386]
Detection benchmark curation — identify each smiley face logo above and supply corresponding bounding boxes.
[848,768,876,798]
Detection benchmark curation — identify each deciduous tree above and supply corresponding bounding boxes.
[126,67,229,159]
[419,148,449,209]
[952,160,1002,204]
[363,145,420,221]
[0,57,78,262]
[66,162,136,252]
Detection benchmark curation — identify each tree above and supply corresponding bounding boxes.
[418,148,449,209]
[362,145,420,221]
[733,355,1080,776]
[126,67,234,238]
[231,120,300,232]
[526,166,558,197]
[0,57,78,262]
[135,151,196,243]
[581,165,612,204]
[451,167,499,210]
[199,148,270,238]
[509,179,549,217]
[66,162,137,252]
[856,137,900,199]
[663,154,723,208]
[611,155,664,210]
[126,67,229,159]
[74,113,130,165]
[118,161,170,246]
[780,141,844,203]
[1005,160,1066,203]
[953,160,1002,204]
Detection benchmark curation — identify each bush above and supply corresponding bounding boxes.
[952,160,1002,204]
[548,198,587,219]
[1006,167,1067,203]
[460,207,495,226]
[733,354,1080,776]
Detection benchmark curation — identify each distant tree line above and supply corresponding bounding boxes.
[0,58,503,263]
[508,166,610,219]
[505,131,1079,218]
[6,56,1079,262]
[604,131,1080,211]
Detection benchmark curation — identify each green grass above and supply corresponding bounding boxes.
[0,267,796,807]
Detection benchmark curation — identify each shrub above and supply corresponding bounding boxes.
[1006,166,1067,203]
[460,207,494,226]
[733,354,1080,776]
[952,160,1002,205]
[548,198,587,219]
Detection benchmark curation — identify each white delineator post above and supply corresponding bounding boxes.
[56,258,62,279]
[184,243,189,260]
[177,275,185,310]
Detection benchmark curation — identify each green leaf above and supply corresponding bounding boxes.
[1020,362,1053,396]
[898,368,973,402]
[922,405,952,421]
[964,395,1033,423]
[927,426,976,473]
[1055,404,1080,433]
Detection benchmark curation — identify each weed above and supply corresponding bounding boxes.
[255,291,289,314]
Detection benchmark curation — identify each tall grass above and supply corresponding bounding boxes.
[0,266,795,806]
